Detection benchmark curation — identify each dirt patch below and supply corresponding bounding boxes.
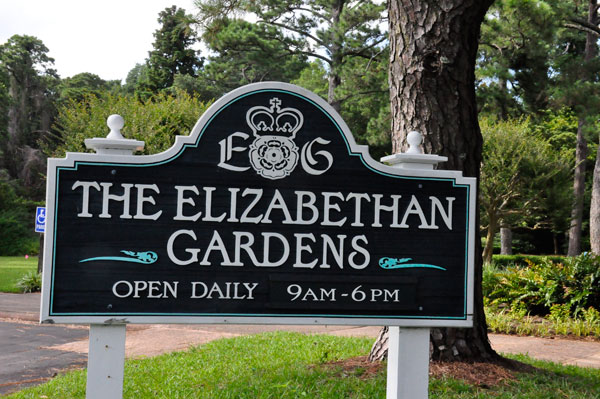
[429,360,522,387]
[323,356,535,387]
[321,356,384,379]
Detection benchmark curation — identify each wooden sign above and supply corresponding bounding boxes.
[41,82,476,326]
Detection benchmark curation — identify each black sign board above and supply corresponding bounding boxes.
[41,83,475,326]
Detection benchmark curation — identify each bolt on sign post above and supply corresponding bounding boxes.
[41,82,476,399]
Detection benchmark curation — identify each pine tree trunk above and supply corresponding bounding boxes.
[591,143,600,254]
[370,0,497,363]
[500,227,512,255]
[568,118,588,256]
[587,1,600,254]
[327,0,343,113]
[482,215,497,264]
[569,0,598,256]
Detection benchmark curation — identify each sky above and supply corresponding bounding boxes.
[0,0,198,82]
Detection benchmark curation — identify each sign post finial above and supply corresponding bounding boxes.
[84,114,144,155]
[106,114,125,140]
[380,130,447,170]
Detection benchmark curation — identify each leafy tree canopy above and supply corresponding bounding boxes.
[480,117,572,261]
[190,17,308,100]
[57,72,121,104]
[195,0,387,109]
[0,35,59,199]
[140,6,203,95]
[47,90,211,157]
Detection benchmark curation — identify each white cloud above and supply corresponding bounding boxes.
[0,0,197,82]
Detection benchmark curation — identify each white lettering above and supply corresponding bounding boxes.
[199,230,233,266]
[167,229,201,266]
[240,188,263,223]
[399,195,430,229]
[259,232,289,267]
[293,233,318,269]
[320,234,346,269]
[99,183,133,219]
[429,196,455,230]
[346,192,370,227]
[233,231,260,266]
[191,282,208,298]
[262,189,294,224]
[372,194,402,227]
[218,132,251,172]
[322,192,347,226]
[300,138,333,175]
[72,181,101,217]
[202,187,227,222]
[112,280,133,298]
[348,235,370,269]
[173,185,202,221]
[134,184,162,220]
[294,191,318,225]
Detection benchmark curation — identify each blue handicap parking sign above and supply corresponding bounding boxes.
[35,206,46,233]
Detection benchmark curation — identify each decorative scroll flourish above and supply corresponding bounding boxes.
[80,251,158,264]
[379,257,446,271]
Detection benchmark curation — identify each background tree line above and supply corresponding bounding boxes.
[0,0,598,264]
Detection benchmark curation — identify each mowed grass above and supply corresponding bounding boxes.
[6,332,600,399]
[0,256,38,293]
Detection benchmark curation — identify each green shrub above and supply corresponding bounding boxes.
[483,253,600,316]
[0,177,40,256]
[16,271,41,293]
[46,90,211,157]
[491,254,566,268]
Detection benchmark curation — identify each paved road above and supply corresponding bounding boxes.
[0,321,88,395]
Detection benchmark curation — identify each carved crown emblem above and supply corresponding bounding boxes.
[246,97,304,139]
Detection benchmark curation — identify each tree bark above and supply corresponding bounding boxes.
[587,1,600,254]
[482,214,497,264]
[483,215,498,263]
[370,0,497,363]
[568,118,588,256]
[37,234,44,274]
[327,0,343,112]
[500,227,512,255]
[569,0,599,256]
[591,142,600,254]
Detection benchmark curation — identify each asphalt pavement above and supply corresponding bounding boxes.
[0,321,87,395]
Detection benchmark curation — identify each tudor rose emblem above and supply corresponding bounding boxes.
[217,96,334,177]
[247,98,302,180]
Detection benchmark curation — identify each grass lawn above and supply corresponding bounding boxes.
[0,256,38,293]
[5,332,600,398]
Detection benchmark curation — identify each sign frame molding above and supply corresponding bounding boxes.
[41,82,476,327]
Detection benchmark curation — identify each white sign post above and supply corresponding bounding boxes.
[83,114,144,399]
[381,131,449,399]
[86,323,126,399]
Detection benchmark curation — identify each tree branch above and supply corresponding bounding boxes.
[286,6,330,22]
[566,17,600,36]
[337,88,387,103]
[564,22,600,36]
[341,36,387,58]
[258,19,327,48]
[267,34,333,64]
